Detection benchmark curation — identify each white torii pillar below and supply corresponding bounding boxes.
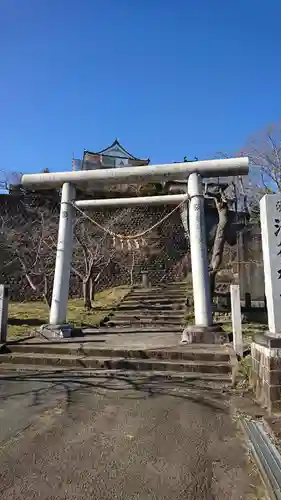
[187,172,212,327]
[49,182,76,326]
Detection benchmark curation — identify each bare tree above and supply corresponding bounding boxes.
[0,170,22,193]
[166,177,235,298]
[72,213,117,310]
[205,187,229,298]
[239,121,281,194]
[217,123,281,221]
[0,200,58,307]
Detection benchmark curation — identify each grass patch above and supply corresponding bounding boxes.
[7,286,129,340]
[221,319,267,345]
[238,355,251,381]
[186,306,267,347]
[184,310,194,323]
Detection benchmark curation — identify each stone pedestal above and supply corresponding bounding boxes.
[38,324,72,340]
[251,334,281,414]
[181,324,228,344]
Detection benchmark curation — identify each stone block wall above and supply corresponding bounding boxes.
[0,191,248,302]
[251,341,281,413]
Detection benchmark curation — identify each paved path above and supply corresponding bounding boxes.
[0,371,265,499]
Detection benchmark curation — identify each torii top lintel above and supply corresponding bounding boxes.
[21,157,249,190]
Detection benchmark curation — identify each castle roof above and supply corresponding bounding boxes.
[83,138,149,163]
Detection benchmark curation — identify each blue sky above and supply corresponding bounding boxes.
[1,0,281,175]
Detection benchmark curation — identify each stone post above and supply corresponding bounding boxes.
[230,285,243,357]
[141,271,149,288]
[0,285,9,343]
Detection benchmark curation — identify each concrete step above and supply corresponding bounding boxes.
[159,288,188,292]
[117,307,186,314]
[4,344,230,362]
[129,292,187,299]
[137,286,187,293]
[0,364,232,382]
[135,283,188,289]
[125,298,187,305]
[121,299,186,306]
[0,353,231,374]
[111,313,185,321]
[146,288,188,294]
[160,282,188,287]
[82,326,183,334]
[136,287,188,293]
[119,302,186,309]
[106,319,184,326]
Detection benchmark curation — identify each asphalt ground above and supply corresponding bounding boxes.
[0,371,265,499]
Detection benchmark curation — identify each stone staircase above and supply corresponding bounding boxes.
[104,282,187,331]
[0,282,234,382]
[0,343,232,382]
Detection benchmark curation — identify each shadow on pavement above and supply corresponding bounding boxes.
[0,370,228,413]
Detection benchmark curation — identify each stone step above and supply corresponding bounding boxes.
[126,297,187,307]
[4,344,230,362]
[146,288,188,294]
[111,313,185,321]
[129,287,187,294]
[136,283,188,288]
[120,296,186,306]
[167,284,189,288]
[109,319,184,325]
[0,353,231,374]
[82,326,183,334]
[129,292,187,298]
[106,319,184,327]
[118,305,186,311]
[137,287,188,293]
[159,288,189,293]
[126,298,187,304]
[0,364,232,383]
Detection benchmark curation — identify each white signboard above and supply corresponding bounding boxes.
[260,194,281,334]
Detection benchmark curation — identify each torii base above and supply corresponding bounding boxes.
[181,324,228,344]
[38,324,73,340]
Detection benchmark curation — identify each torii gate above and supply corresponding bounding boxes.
[21,157,249,340]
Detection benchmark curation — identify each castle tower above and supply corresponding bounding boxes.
[72,139,149,171]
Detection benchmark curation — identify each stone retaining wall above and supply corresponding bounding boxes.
[251,340,281,413]
[0,191,249,302]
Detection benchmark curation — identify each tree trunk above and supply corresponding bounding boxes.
[209,198,229,299]
[43,275,52,309]
[90,277,95,303]
[83,278,92,310]
[179,203,189,243]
